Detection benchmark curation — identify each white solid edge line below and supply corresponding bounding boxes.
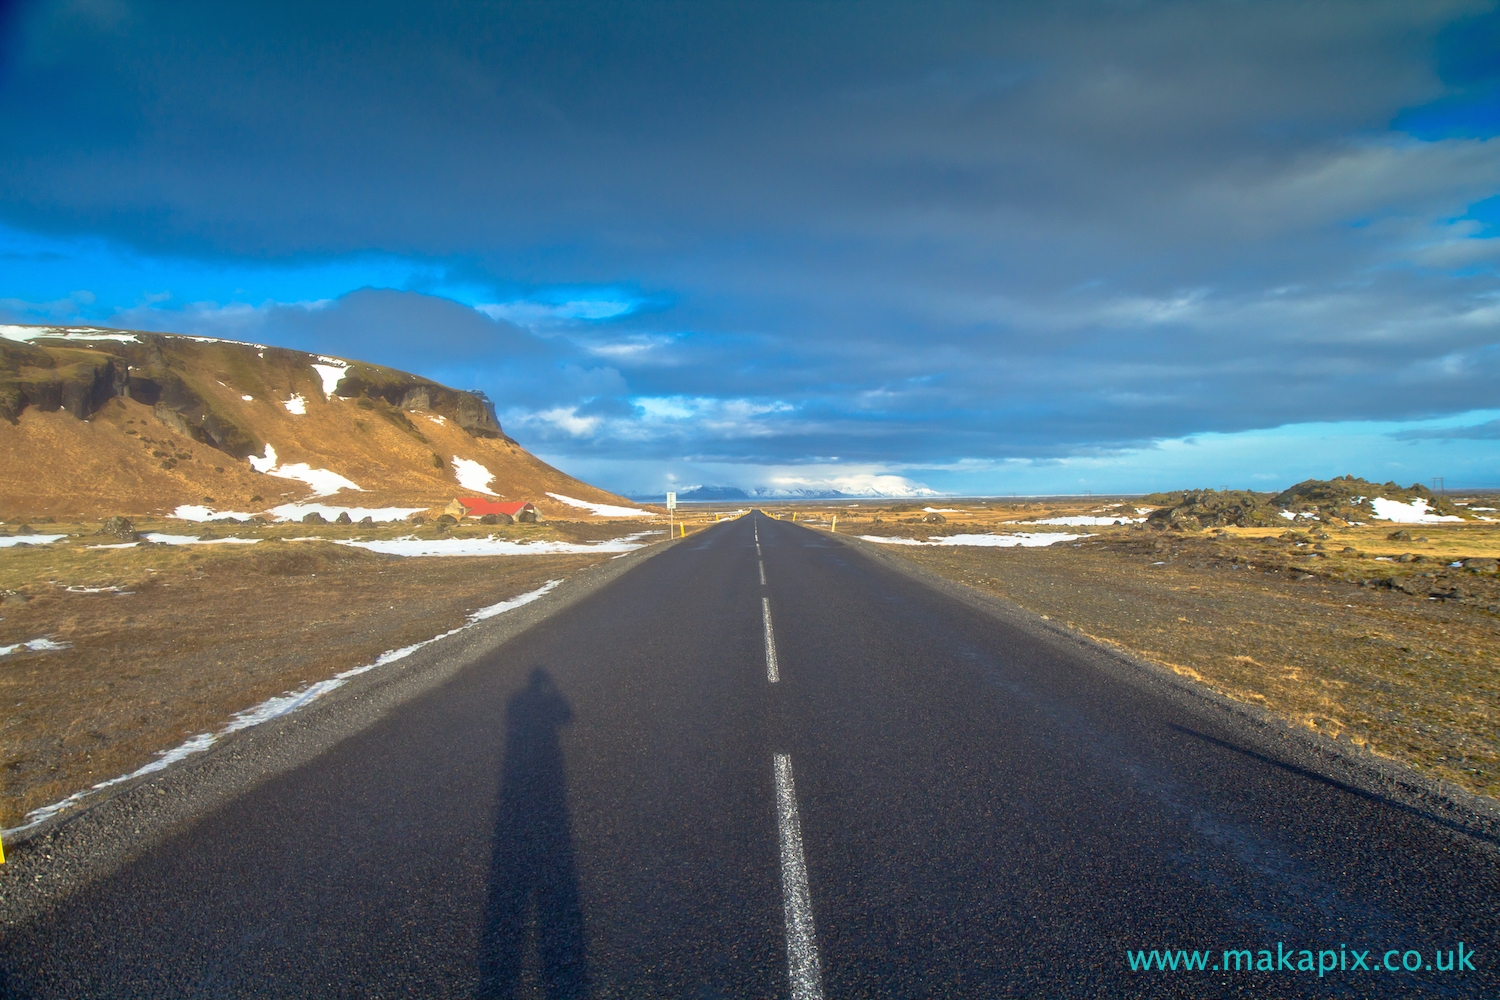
[774,753,825,1000]
[760,560,767,585]
[763,596,780,683]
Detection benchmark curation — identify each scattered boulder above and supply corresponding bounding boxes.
[1463,558,1498,573]
[198,528,218,540]
[335,511,353,525]
[302,512,327,525]
[358,516,375,526]
[921,512,947,524]
[409,516,426,526]
[436,514,458,526]
[96,516,140,542]
[1397,553,1417,563]
[478,513,513,525]
[1143,490,1270,529]
[516,509,538,523]
[1387,529,1411,541]
[2,590,29,606]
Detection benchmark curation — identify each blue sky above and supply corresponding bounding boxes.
[2,0,1498,497]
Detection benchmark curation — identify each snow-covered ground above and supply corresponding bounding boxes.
[331,533,654,557]
[1369,497,1464,524]
[310,358,349,398]
[247,443,361,495]
[0,533,67,547]
[283,394,307,415]
[546,492,654,517]
[861,532,1089,547]
[3,579,563,837]
[173,502,423,522]
[173,504,260,521]
[922,507,959,513]
[266,503,426,522]
[0,324,139,344]
[0,637,69,656]
[1019,515,1144,526]
[144,533,260,546]
[452,457,498,495]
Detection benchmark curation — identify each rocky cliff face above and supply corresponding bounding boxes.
[0,329,505,459]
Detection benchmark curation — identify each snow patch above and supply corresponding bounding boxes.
[426,415,447,426]
[331,533,653,557]
[0,637,70,656]
[248,443,278,473]
[310,359,349,398]
[546,492,654,517]
[269,465,361,495]
[267,503,426,522]
[1020,515,1143,526]
[247,443,361,495]
[283,394,307,415]
[1369,497,1464,524]
[173,504,259,521]
[453,457,498,495]
[922,507,959,513]
[241,395,254,402]
[0,533,67,548]
[0,324,139,344]
[861,532,1089,548]
[3,579,564,838]
[143,533,260,546]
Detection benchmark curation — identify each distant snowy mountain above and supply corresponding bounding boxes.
[630,482,940,501]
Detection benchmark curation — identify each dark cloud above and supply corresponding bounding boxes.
[1,0,1497,491]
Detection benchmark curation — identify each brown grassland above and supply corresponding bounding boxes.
[0,516,672,830]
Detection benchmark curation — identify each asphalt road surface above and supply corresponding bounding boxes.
[2,512,1497,998]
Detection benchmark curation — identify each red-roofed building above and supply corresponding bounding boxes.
[452,497,538,520]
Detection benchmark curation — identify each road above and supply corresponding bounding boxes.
[1,511,1496,998]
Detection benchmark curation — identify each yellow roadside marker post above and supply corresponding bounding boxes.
[831,515,837,532]
[1,830,6,863]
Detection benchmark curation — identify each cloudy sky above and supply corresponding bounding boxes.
[2,0,1497,496]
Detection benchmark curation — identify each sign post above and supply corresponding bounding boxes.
[666,491,676,538]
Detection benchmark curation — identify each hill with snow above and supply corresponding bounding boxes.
[0,324,648,522]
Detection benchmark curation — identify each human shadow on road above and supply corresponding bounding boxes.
[478,668,588,999]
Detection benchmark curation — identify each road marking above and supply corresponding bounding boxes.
[756,543,762,557]
[774,754,824,1000]
[759,560,766,585]
[762,597,779,683]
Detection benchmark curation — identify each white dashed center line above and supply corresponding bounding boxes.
[760,560,766,586]
[773,753,824,1000]
[762,597,779,683]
